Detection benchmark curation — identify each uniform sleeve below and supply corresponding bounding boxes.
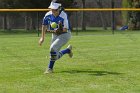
[63,13,69,29]
[42,11,51,25]
[42,16,48,25]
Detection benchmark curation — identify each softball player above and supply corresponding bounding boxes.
[39,2,73,74]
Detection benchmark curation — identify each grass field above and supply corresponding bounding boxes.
[0,30,140,93]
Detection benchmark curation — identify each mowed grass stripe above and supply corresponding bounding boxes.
[0,31,140,93]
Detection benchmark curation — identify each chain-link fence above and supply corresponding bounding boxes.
[0,0,139,35]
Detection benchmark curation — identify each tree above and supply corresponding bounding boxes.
[122,0,128,25]
[81,0,86,30]
[0,0,75,31]
[127,0,140,30]
[0,0,15,30]
[96,0,107,30]
[12,0,51,31]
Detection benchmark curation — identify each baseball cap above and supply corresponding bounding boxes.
[48,2,61,9]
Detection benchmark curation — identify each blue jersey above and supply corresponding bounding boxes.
[42,11,71,32]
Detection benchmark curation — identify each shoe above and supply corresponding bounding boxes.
[44,68,53,74]
[67,45,73,58]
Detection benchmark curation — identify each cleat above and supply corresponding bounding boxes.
[44,68,53,74]
[67,45,73,58]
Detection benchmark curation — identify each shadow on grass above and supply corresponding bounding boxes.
[61,70,123,76]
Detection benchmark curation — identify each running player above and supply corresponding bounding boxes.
[39,1,73,74]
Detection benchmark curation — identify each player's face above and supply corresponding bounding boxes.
[51,9,59,17]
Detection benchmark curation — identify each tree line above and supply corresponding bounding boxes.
[0,0,74,31]
[0,0,140,31]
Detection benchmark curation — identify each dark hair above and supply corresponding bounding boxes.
[58,6,65,12]
[51,0,65,12]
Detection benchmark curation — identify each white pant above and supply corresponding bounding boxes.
[50,32,71,52]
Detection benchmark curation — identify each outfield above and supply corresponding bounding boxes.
[0,31,140,93]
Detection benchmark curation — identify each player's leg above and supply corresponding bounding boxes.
[45,32,71,73]
[57,32,72,59]
[51,33,71,60]
[58,44,73,59]
[67,45,73,58]
[44,34,58,74]
[47,48,57,73]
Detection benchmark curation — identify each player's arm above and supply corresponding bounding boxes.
[48,25,67,33]
[41,25,47,38]
[39,25,47,46]
[39,12,49,46]
[62,12,69,32]
[47,29,56,33]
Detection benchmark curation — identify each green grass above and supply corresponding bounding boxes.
[0,31,140,93]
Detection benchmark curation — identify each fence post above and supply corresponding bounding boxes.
[111,0,115,34]
[75,11,78,35]
[37,12,40,37]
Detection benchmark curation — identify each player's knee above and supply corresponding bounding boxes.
[50,47,56,52]
[50,48,57,61]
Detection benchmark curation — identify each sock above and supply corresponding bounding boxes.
[48,60,55,69]
[49,51,57,69]
[61,48,70,54]
[58,48,70,59]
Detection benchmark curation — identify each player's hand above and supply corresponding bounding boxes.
[39,37,44,46]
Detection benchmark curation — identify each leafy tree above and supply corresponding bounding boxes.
[128,0,140,30]
[122,0,128,25]
[82,0,86,30]
[0,0,74,30]
[96,0,107,30]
